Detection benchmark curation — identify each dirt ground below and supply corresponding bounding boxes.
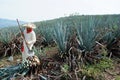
[0,46,120,80]
[0,54,22,68]
[0,46,58,68]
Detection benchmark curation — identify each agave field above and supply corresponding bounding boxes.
[0,15,120,80]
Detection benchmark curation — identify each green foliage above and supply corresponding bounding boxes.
[96,58,113,70]
[76,16,99,51]
[35,20,57,43]
[83,65,101,78]
[61,64,69,73]
[115,76,120,80]
[99,47,108,58]
[0,14,120,80]
[37,24,54,44]
[53,22,69,53]
[60,64,71,80]
[0,27,19,44]
[0,64,29,79]
[33,47,42,57]
[98,15,120,46]
[82,57,113,79]
[34,15,120,52]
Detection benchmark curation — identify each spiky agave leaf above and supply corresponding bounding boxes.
[76,16,99,51]
[35,21,55,44]
[100,17,120,47]
[38,26,54,44]
[53,22,69,54]
[0,27,19,44]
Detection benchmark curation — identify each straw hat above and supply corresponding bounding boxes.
[23,23,36,29]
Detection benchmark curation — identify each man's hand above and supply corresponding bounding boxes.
[26,42,29,45]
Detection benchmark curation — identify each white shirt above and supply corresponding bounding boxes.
[22,29,36,62]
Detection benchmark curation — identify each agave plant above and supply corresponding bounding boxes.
[0,64,29,79]
[0,27,19,44]
[53,22,70,54]
[0,30,13,44]
[100,17,120,47]
[0,27,20,56]
[36,23,54,45]
[76,16,99,51]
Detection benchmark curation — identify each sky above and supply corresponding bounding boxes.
[0,0,120,22]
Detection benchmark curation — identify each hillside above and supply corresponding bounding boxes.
[0,14,120,80]
[0,18,25,28]
[35,14,120,28]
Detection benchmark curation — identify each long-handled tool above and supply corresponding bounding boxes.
[16,19,33,54]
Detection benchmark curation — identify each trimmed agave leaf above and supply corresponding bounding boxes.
[0,64,29,79]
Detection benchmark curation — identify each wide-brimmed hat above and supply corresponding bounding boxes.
[23,23,36,29]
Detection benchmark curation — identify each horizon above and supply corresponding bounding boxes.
[0,0,120,22]
[1,13,120,22]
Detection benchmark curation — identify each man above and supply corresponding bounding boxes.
[21,23,36,62]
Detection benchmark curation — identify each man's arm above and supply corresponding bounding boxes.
[27,31,36,45]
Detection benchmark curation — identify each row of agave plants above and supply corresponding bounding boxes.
[35,15,120,79]
[0,27,21,58]
[30,16,120,79]
[35,15,120,57]
[0,15,120,79]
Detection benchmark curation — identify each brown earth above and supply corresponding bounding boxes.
[0,54,22,68]
[0,46,58,68]
[0,46,120,80]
